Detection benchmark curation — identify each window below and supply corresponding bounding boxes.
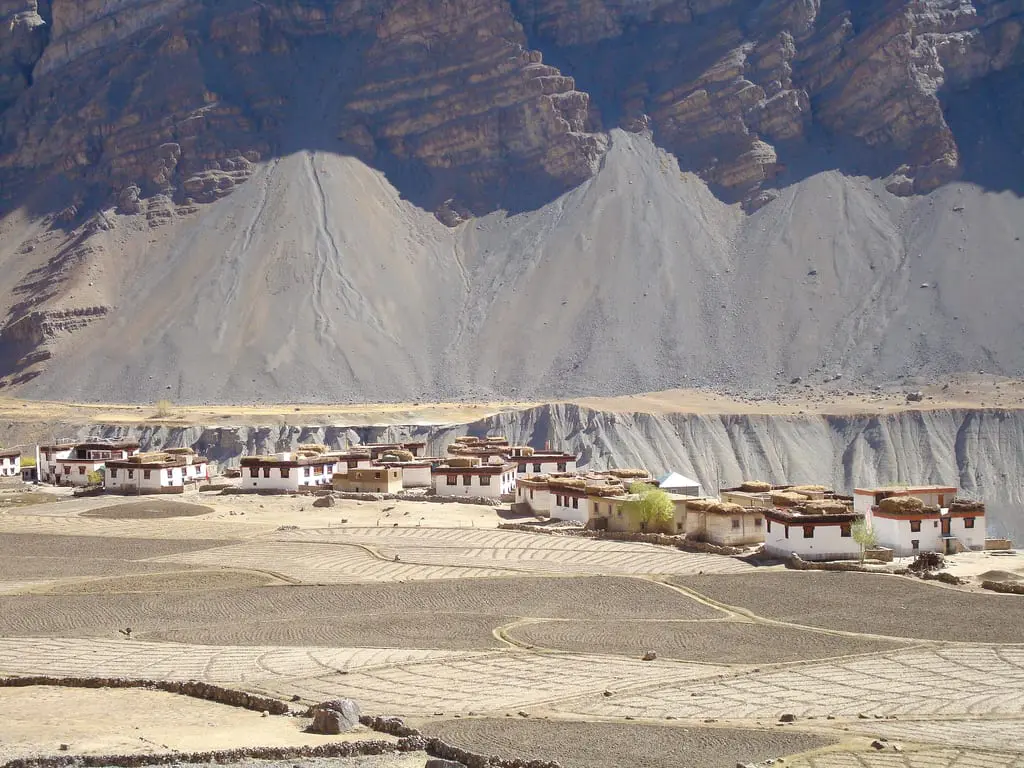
[128,469,135,480]
[784,525,789,539]
[557,462,567,472]
[480,475,491,486]
[110,468,118,478]
[572,497,579,509]
[964,517,975,529]
[79,466,85,475]
[803,525,814,539]
[911,539,920,550]
[766,520,771,533]
[533,463,542,472]
[375,471,381,479]
[519,463,527,473]
[556,495,563,506]
[447,475,457,486]
[529,489,534,500]
[348,460,358,469]
[263,467,271,478]
[166,468,172,479]
[463,475,471,486]
[731,518,741,530]
[840,524,852,538]
[280,468,289,478]
[250,467,259,478]
[754,517,763,528]
[144,470,151,480]
[910,520,921,533]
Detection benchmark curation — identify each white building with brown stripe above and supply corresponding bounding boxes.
[763,503,862,561]
[855,485,985,555]
[105,450,209,494]
[431,457,516,500]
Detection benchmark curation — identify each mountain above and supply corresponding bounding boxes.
[0,0,1022,403]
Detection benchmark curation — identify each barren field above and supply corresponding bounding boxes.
[423,719,838,768]
[506,619,908,662]
[81,500,214,520]
[673,572,1024,643]
[0,576,719,643]
[0,686,385,761]
[36,570,279,595]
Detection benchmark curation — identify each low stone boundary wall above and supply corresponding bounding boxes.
[786,555,889,573]
[496,523,743,556]
[981,580,1024,594]
[0,676,289,715]
[985,538,1014,551]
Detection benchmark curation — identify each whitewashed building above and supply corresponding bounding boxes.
[0,450,21,478]
[763,506,863,561]
[510,450,578,478]
[240,452,337,492]
[855,485,985,555]
[515,475,554,515]
[48,440,140,486]
[329,452,374,476]
[105,452,209,494]
[431,460,516,500]
[375,459,433,488]
[549,483,591,524]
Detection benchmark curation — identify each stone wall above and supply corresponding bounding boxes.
[981,580,1024,595]
[497,522,744,555]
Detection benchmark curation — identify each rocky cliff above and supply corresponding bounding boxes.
[0,0,1023,402]
[11,404,1023,539]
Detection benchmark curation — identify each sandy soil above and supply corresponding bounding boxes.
[82,500,214,520]
[674,572,1024,643]
[506,619,906,663]
[0,686,386,761]
[36,570,280,595]
[422,719,838,768]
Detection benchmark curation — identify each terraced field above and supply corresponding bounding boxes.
[506,618,908,662]
[423,719,837,768]
[0,493,1021,768]
[673,572,1024,643]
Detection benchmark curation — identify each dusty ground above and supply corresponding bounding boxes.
[0,686,384,761]
[505,618,907,662]
[673,571,1024,643]
[422,718,839,768]
[82,499,214,520]
[0,492,1020,766]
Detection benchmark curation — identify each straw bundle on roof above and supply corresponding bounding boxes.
[453,436,480,445]
[607,468,649,479]
[586,484,623,497]
[513,446,535,456]
[549,477,586,489]
[950,498,985,513]
[789,484,828,493]
[799,499,850,515]
[446,456,481,468]
[297,444,328,454]
[164,447,195,456]
[709,502,745,515]
[771,490,808,507]
[382,449,415,462]
[485,436,509,443]
[683,498,719,512]
[740,480,772,492]
[878,495,925,514]
[130,451,173,463]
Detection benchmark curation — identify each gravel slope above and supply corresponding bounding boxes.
[14,131,1024,404]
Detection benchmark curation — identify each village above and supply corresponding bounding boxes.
[10,434,1009,565]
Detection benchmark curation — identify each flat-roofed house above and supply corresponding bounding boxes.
[431,457,516,500]
[0,450,20,478]
[515,474,554,516]
[509,448,578,478]
[52,440,141,486]
[684,498,765,546]
[329,451,374,477]
[240,452,336,492]
[588,489,689,534]
[37,442,75,484]
[764,500,862,561]
[855,486,985,555]
[105,451,210,494]
[334,466,403,494]
[374,458,434,488]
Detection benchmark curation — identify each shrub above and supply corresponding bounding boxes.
[155,399,173,418]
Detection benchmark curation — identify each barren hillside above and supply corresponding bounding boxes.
[0,0,1022,403]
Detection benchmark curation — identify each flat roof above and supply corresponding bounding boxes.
[854,485,958,495]
[432,462,515,474]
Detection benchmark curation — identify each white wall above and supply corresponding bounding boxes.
[513,458,577,477]
[764,519,861,561]
[517,485,552,515]
[872,512,986,555]
[550,492,588,523]
[950,514,986,550]
[243,463,332,491]
[54,461,105,486]
[398,464,431,488]
[0,456,21,477]
[39,448,72,483]
[432,470,514,499]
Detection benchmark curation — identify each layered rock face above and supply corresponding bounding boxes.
[514,0,1024,204]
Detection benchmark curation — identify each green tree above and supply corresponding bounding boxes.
[624,482,675,533]
[155,399,174,418]
[86,470,103,487]
[851,518,878,564]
